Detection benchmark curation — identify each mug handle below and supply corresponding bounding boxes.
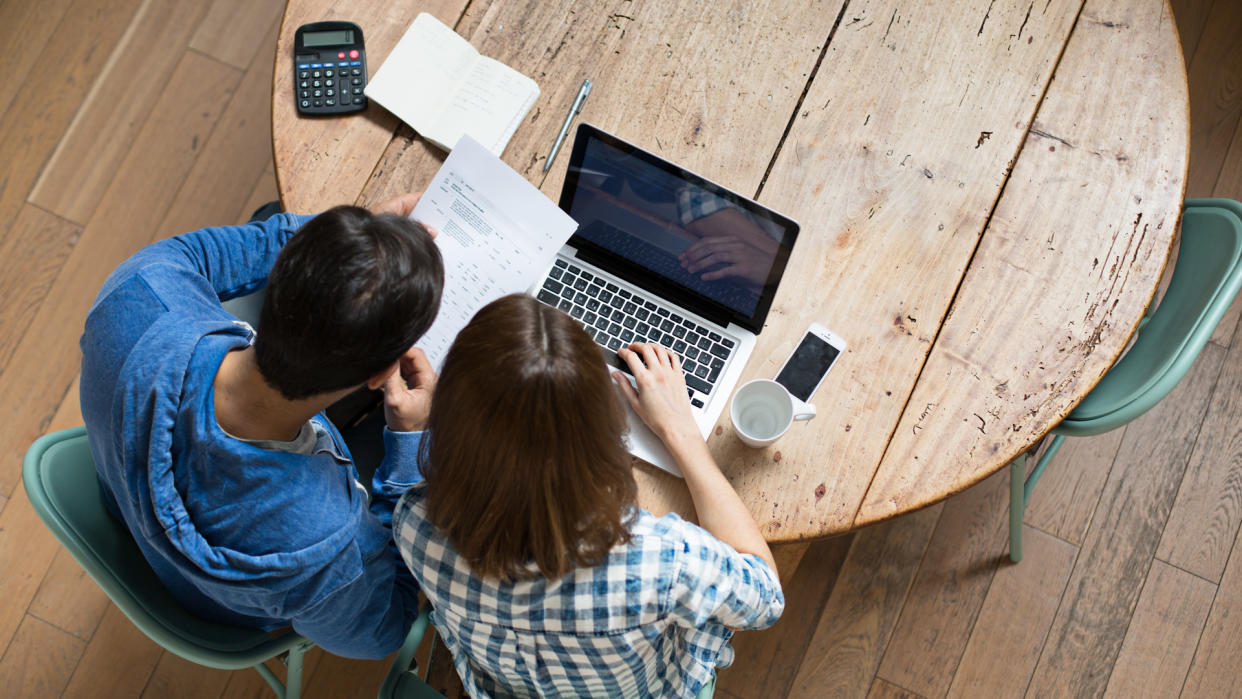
[793,400,817,422]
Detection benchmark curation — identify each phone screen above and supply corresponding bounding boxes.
[775,332,841,402]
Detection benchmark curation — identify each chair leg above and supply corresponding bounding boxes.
[252,639,312,699]
[1009,453,1026,563]
[254,662,286,698]
[284,640,311,699]
[1009,434,1066,563]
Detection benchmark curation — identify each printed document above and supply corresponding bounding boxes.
[412,135,578,368]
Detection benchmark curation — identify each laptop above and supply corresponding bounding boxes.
[531,123,799,476]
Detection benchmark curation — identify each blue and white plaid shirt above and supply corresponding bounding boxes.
[393,485,784,698]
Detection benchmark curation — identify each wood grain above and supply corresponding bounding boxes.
[302,651,393,699]
[272,0,471,214]
[718,535,852,699]
[0,0,142,240]
[357,0,848,208]
[1182,512,1242,697]
[0,614,86,698]
[866,678,922,699]
[771,541,812,588]
[46,376,82,434]
[189,0,285,70]
[235,163,280,225]
[1026,341,1225,697]
[28,547,110,642]
[1206,116,1242,346]
[945,527,1076,698]
[0,206,81,375]
[1215,110,1242,200]
[158,17,282,238]
[1183,0,1242,197]
[28,0,214,224]
[875,468,1011,697]
[140,651,232,699]
[787,505,941,699]
[0,0,75,114]
[0,51,239,497]
[1102,559,1215,699]
[721,0,1085,537]
[60,604,162,698]
[1022,431,1124,545]
[861,0,1188,528]
[1168,0,1215,64]
[0,489,62,664]
[1157,321,1242,582]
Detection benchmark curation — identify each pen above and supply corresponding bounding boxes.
[543,79,592,173]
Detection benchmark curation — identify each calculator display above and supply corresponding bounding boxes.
[302,29,354,47]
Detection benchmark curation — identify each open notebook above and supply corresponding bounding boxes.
[364,13,539,156]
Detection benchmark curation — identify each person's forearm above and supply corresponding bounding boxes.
[666,435,777,572]
[167,212,314,298]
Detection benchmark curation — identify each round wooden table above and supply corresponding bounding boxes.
[273,0,1188,543]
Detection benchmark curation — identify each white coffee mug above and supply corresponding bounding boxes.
[729,378,817,448]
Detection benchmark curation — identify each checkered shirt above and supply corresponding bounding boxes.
[677,187,737,227]
[393,485,784,698]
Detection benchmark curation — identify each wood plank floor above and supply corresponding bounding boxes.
[0,0,1239,696]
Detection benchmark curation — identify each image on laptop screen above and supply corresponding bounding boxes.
[560,126,796,330]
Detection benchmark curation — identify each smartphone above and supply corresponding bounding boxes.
[774,323,846,402]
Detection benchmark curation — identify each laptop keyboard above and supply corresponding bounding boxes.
[535,258,736,407]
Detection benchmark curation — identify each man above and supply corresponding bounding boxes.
[79,194,443,659]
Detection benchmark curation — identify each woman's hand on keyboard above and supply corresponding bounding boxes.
[613,343,701,450]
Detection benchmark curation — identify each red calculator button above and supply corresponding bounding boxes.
[337,51,345,59]
[349,49,359,59]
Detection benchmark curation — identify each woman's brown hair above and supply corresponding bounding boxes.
[419,293,637,580]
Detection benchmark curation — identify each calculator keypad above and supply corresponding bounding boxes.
[296,59,367,115]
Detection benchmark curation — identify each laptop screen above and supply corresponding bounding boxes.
[558,124,798,333]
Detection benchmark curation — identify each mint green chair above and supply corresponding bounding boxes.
[23,427,314,698]
[1010,198,1242,562]
[378,605,442,698]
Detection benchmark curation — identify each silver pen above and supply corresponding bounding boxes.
[543,79,592,173]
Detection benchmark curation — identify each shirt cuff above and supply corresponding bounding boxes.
[379,427,425,487]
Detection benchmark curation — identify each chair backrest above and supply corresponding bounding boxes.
[1061,199,1242,434]
[22,426,306,669]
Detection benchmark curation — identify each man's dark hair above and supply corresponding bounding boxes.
[255,205,443,400]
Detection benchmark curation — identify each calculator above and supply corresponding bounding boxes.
[294,21,367,115]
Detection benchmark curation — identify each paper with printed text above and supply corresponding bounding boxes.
[411,135,578,368]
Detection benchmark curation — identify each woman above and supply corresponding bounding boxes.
[392,294,784,697]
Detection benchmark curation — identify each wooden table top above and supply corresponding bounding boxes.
[273,0,1188,542]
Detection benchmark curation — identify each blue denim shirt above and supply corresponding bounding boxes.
[79,212,425,659]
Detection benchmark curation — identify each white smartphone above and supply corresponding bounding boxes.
[774,322,847,402]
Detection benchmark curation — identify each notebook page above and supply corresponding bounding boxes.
[363,13,478,140]
[429,57,540,156]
